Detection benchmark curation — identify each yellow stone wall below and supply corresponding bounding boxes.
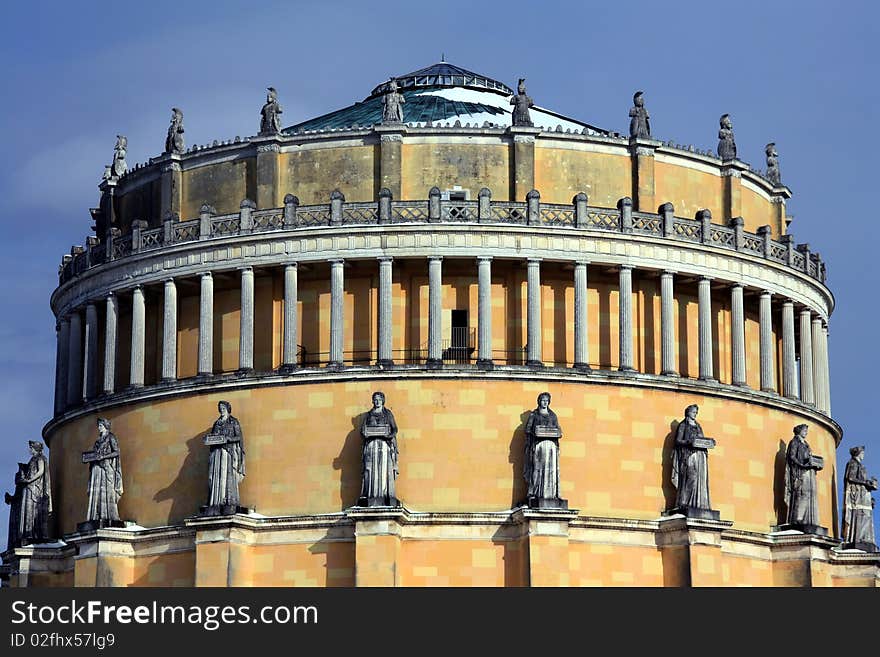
[654,160,723,221]
[281,146,377,205]
[741,184,779,235]
[182,157,256,220]
[534,145,632,207]
[401,143,511,201]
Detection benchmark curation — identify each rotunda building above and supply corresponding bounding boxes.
[4,62,878,587]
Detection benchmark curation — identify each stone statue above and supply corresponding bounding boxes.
[358,391,399,507]
[783,424,824,532]
[510,78,534,127]
[5,441,52,549]
[670,404,718,519]
[841,446,878,550]
[83,418,123,528]
[164,107,185,154]
[523,392,567,509]
[204,400,246,514]
[717,114,736,160]
[765,142,781,185]
[381,79,405,125]
[112,135,128,178]
[629,91,651,138]
[260,87,283,136]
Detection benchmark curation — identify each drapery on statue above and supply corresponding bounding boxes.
[260,87,283,135]
[5,441,52,549]
[510,78,534,127]
[112,135,128,178]
[629,91,651,138]
[381,79,405,124]
[523,392,567,509]
[717,113,736,160]
[358,391,399,507]
[670,404,718,519]
[765,142,781,185]
[783,424,825,533]
[164,107,185,154]
[82,418,123,529]
[204,400,246,515]
[841,445,878,550]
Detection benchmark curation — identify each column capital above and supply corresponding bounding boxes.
[164,276,176,284]
[201,271,213,279]
[699,275,713,282]
[239,265,254,273]
[660,269,676,277]
[285,261,298,269]
[760,289,772,297]
[730,281,744,289]
[618,264,633,272]
[782,298,794,307]
[428,255,443,262]
[330,258,345,265]
[378,256,393,263]
[527,257,542,264]
[574,259,590,268]
[477,256,493,263]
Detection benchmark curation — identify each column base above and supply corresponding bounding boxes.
[664,506,720,521]
[526,360,545,368]
[376,359,395,369]
[761,387,777,394]
[698,376,717,383]
[476,359,495,371]
[774,523,828,537]
[236,367,255,376]
[425,358,443,369]
[196,371,215,379]
[326,362,346,371]
[661,370,679,377]
[160,377,178,384]
[356,496,400,508]
[277,363,299,374]
[784,394,800,401]
[840,541,879,553]
[619,366,637,373]
[126,383,144,391]
[75,519,127,533]
[732,381,749,387]
[199,504,252,517]
[572,363,592,373]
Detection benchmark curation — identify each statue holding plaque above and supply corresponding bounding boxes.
[81,419,124,531]
[358,391,399,507]
[669,404,719,520]
[523,392,567,509]
[381,79,405,125]
[5,441,52,548]
[510,78,534,128]
[782,424,826,534]
[203,401,246,515]
[841,446,878,551]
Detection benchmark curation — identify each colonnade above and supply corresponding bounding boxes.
[53,257,832,416]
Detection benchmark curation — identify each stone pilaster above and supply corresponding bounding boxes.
[427,256,443,367]
[283,263,298,368]
[698,277,714,381]
[730,284,746,386]
[476,257,493,368]
[799,309,815,406]
[526,259,543,367]
[102,294,117,395]
[376,125,406,199]
[573,261,589,370]
[759,291,776,393]
[198,272,214,376]
[509,127,540,201]
[781,300,797,399]
[630,138,661,212]
[67,310,83,404]
[162,279,177,381]
[350,508,406,587]
[129,286,145,388]
[159,157,182,220]
[239,267,254,372]
[255,140,281,209]
[329,260,345,367]
[660,271,676,376]
[720,160,747,222]
[618,266,634,371]
[82,302,99,401]
[378,257,394,366]
[512,508,578,587]
[55,317,70,414]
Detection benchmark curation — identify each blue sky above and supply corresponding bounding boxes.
[0,1,877,544]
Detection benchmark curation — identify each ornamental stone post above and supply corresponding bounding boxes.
[239,199,256,233]
[526,259,543,366]
[330,190,345,226]
[478,188,492,223]
[697,209,712,244]
[526,189,541,226]
[660,202,675,237]
[283,194,299,228]
[428,187,441,223]
[378,188,392,225]
[730,216,744,250]
[573,192,588,229]
[199,203,215,240]
[757,225,772,258]
[618,197,633,233]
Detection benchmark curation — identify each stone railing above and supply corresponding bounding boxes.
[59,189,826,285]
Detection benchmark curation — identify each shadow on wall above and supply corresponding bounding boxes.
[308,532,356,587]
[661,420,679,512]
[153,432,209,523]
[492,524,526,587]
[773,438,787,525]
[333,412,367,509]
[506,411,530,509]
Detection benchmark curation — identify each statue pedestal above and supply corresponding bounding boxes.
[774,523,828,537]
[199,504,251,517]
[665,505,720,521]
[840,541,879,553]
[356,496,400,508]
[76,519,126,533]
[526,496,568,510]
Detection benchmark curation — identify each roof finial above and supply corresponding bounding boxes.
[441,52,445,62]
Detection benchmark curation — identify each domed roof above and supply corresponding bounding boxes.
[287,61,609,135]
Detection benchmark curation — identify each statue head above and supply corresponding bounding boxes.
[633,91,644,107]
[97,417,111,434]
[267,87,277,102]
[171,107,183,123]
[218,400,231,418]
[720,113,732,129]
[685,404,699,420]
[388,79,398,93]
[850,445,865,460]
[27,440,43,455]
[372,391,386,409]
[518,78,527,94]
[115,135,127,150]
[793,423,808,438]
[537,392,551,409]
[765,142,777,157]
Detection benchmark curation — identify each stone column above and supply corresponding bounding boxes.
[526,259,543,367]
[198,272,214,376]
[573,261,589,370]
[378,258,394,366]
[162,279,177,381]
[822,325,832,415]
[283,263,298,368]
[697,277,714,381]
[618,266,634,371]
[477,257,493,368]
[130,286,145,388]
[759,291,776,393]
[799,309,815,405]
[67,310,83,404]
[103,294,117,395]
[82,302,99,400]
[54,317,70,414]
[781,299,797,399]
[239,267,254,371]
[329,260,345,367]
[730,284,746,386]
[660,271,676,376]
[811,317,825,412]
[427,256,443,367]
